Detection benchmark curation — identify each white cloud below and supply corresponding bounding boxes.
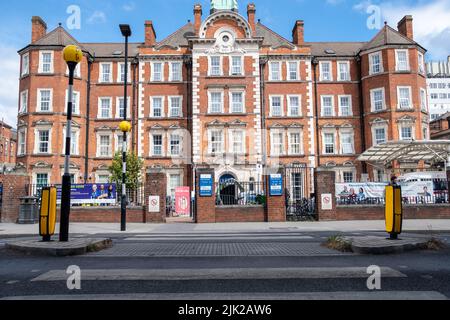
[353,0,450,59]
[122,2,136,12]
[87,11,106,24]
[0,46,19,127]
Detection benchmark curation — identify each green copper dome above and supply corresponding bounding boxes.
[210,0,238,12]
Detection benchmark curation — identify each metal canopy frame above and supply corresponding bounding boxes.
[358,140,450,166]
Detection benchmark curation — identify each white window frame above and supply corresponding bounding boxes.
[321,95,335,117]
[34,128,52,155]
[269,95,284,117]
[208,129,224,155]
[420,88,427,112]
[229,90,245,113]
[229,129,246,155]
[169,61,183,82]
[395,49,410,72]
[399,125,415,141]
[370,88,386,112]
[151,62,164,82]
[287,95,302,117]
[21,53,29,77]
[150,132,165,157]
[38,51,54,74]
[62,128,80,156]
[114,133,131,154]
[208,91,224,114]
[19,90,28,114]
[288,130,303,155]
[115,97,131,119]
[286,61,299,81]
[338,95,353,117]
[208,56,223,76]
[65,90,80,115]
[97,133,113,158]
[269,61,282,81]
[337,61,350,81]
[18,128,27,156]
[270,130,285,156]
[372,126,387,146]
[168,96,183,118]
[230,56,243,76]
[169,133,182,157]
[418,52,425,74]
[66,64,81,78]
[37,88,53,112]
[340,130,355,155]
[150,96,165,118]
[98,97,113,119]
[369,51,383,75]
[99,62,113,83]
[117,62,131,83]
[319,61,332,81]
[322,131,336,155]
[397,86,413,109]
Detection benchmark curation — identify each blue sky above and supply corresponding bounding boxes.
[1,0,450,126]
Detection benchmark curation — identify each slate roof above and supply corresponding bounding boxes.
[154,23,196,50]
[32,26,85,50]
[360,24,419,51]
[255,22,295,49]
[80,43,141,58]
[307,42,366,57]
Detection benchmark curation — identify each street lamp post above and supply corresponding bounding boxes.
[60,45,83,242]
[120,24,132,232]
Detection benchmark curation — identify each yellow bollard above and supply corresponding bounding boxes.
[39,187,57,242]
[385,185,403,240]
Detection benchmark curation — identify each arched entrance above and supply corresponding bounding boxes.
[217,174,237,205]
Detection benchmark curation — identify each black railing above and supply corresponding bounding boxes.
[216,181,265,206]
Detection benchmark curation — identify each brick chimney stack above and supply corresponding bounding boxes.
[194,4,203,36]
[145,20,157,46]
[31,16,47,43]
[292,20,304,45]
[247,3,256,34]
[397,15,414,40]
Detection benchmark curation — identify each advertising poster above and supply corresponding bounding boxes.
[175,187,191,217]
[56,184,117,205]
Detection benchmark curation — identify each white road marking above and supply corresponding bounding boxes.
[1,291,447,301]
[123,236,315,241]
[31,267,406,282]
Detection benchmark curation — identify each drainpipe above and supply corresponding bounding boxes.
[84,57,93,182]
[357,55,368,175]
[131,59,138,153]
[259,56,268,175]
[312,58,321,168]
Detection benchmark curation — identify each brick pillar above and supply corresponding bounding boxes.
[144,170,167,223]
[195,169,216,223]
[314,170,337,221]
[0,174,30,223]
[265,170,286,222]
[447,169,450,204]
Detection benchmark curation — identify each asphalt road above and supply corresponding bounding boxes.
[1,230,450,300]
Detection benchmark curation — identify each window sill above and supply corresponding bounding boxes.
[32,153,54,157]
[396,108,415,112]
[95,157,113,160]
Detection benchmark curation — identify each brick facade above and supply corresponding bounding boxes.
[0,122,17,167]
[0,173,30,223]
[15,2,433,223]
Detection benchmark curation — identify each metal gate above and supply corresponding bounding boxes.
[284,165,317,221]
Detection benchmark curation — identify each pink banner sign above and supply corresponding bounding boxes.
[175,187,191,217]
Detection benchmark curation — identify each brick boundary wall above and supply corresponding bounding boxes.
[195,169,216,223]
[144,170,167,223]
[265,169,286,222]
[215,206,266,223]
[0,173,31,223]
[315,170,450,221]
[57,207,145,223]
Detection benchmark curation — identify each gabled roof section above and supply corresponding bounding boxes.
[81,43,141,58]
[33,26,85,50]
[155,23,195,50]
[360,24,419,52]
[256,22,295,49]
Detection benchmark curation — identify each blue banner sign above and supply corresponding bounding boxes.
[269,174,283,196]
[199,174,213,197]
[55,184,117,205]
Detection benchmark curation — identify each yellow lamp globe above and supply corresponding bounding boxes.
[63,45,83,64]
[119,121,132,133]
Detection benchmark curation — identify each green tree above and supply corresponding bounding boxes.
[109,152,144,191]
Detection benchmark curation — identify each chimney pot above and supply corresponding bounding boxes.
[247,3,256,34]
[292,20,304,45]
[397,15,414,40]
[145,20,157,46]
[194,4,203,36]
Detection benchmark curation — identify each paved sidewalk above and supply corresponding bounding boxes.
[1,219,450,236]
